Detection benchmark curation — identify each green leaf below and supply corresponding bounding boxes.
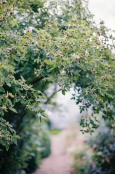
[9,107,17,113]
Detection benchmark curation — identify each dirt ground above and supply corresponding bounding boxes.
[33,133,72,174]
[33,125,88,174]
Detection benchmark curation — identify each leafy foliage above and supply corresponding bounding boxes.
[0,0,115,173]
[88,122,115,174]
[0,0,115,151]
[0,0,51,173]
[0,0,49,149]
[0,116,51,174]
[71,152,90,174]
[71,122,115,174]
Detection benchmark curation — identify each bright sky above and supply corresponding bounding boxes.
[88,0,115,30]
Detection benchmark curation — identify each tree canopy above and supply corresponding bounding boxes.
[0,0,115,150]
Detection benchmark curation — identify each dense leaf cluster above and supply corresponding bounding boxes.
[0,0,115,148]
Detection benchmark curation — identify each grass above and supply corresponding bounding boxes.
[50,129,62,135]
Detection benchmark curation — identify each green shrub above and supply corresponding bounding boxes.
[70,152,90,174]
[25,151,41,173]
[0,116,51,174]
[71,122,115,174]
[40,133,51,158]
[88,122,115,174]
[25,121,51,173]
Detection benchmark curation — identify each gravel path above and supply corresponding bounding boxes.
[33,133,72,174]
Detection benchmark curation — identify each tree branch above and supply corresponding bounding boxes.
[30,76,44,85]
[44,91,56,104]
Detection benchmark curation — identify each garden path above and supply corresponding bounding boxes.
[33,133,72,174]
